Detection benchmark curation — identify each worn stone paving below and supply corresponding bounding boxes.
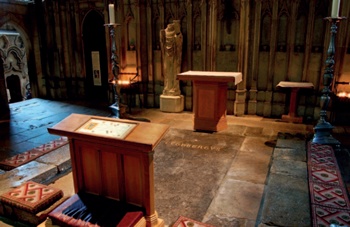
[0,98,349,226]
[256,136,311,227]
[154,128,244,224]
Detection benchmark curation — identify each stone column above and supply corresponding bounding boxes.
[263,0,279,117]
[235,0,249,116]
[0,54,10,121]
[159,20,184,113]
[248,0,260,115]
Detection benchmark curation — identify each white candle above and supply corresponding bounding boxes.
[331,0,340,18]
[109,4,115,24]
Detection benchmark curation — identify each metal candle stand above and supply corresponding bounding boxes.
[105,23,120,118]
[312,17,346,145]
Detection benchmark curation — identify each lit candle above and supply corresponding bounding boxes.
[109,4,115,24]
[331,0,340,18]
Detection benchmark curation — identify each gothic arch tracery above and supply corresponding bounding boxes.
[0,35,9,49]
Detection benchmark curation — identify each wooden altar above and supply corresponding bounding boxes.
[177,71,242,132]
[47,113,169,227]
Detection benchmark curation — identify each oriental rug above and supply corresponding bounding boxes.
[308,142,350,226]
[0,137,68,170]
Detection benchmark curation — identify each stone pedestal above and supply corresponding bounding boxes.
[160,95,184,113]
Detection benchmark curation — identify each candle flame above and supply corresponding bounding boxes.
[118,80,131,85]
[337,92,350,98]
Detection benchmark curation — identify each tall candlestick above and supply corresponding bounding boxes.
[106,24,120,118]
[312,17,345,145]
[331,0,340,18]
[109,4,115,24]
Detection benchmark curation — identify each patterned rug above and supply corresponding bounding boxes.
[172,216,215,227]
[308,142,350,226]
[0,137,68,170]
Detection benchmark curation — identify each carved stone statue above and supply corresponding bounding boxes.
[160,20,183,96]
[159,20,184,113]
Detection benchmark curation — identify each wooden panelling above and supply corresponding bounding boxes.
[48,114,169,226]
[77,142,101,195]
[196,86,216,119]
[123,154,143,206]
[100,151,120,200]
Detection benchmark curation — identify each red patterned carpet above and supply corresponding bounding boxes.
[0,137,68,170]
[308,142,350,226]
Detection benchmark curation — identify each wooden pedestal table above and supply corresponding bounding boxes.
[47,114,169,227]
[277,81,314,123]
[177,71,242,132]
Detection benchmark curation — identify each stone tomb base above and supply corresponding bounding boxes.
[160,95,184,113]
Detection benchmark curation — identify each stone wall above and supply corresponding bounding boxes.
[1,0,350,122]
[117,0,350,121]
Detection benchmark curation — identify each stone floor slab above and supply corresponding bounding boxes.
[239,137,274,154]
[202,214,256,227]
[257,173,310,227]
[154,128,244,225]
[226,150,272,184]
[36,144,71,173]
[273,147,307,162]
[0,161,57,195]
[276,138,305,150]
[203,178,265,221]
[270,159,307,178]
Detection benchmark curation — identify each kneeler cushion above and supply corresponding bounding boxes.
[0,181,63,214]
[48,192,145,227]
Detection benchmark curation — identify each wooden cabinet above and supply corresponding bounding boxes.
[48,114,169,227]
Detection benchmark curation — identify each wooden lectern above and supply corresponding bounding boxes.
[277,81,314,123]
[177,71,242,132]
[47,114,169,227]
